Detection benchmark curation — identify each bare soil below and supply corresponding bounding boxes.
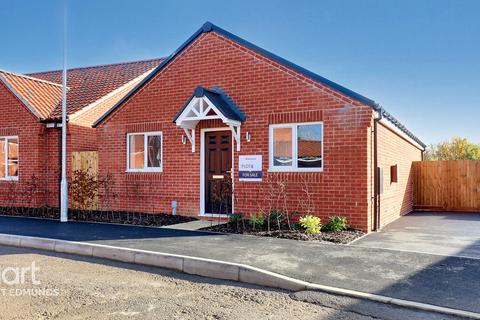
[0,245,376,320]
[0,207,196,227]
[202,223,364,244]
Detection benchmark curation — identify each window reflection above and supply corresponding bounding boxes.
[0,139,5,178]
[129,135,144,169]
[273,127,292,167]
[297,124,322,168]
[7,139,19,177]
[147,135,162,168]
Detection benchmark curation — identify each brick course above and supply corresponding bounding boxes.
[0,82,99,209]
[0,81,49,207]
[376,123,423,227]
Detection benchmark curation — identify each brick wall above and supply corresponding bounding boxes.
[44,124,98,208]
[376,122,423,227]
[98,31,375,231]
[0,82,99,209]
[0,81,48,207]
[0,30,422,233]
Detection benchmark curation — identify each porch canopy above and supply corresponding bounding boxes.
[173,86,246,152]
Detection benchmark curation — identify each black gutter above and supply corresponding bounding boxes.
[380,109,426,149]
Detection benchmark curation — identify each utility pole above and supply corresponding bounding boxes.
[60,0,68,222]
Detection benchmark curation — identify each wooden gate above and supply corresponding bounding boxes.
[71,151,98,210]
[413,160,480,211]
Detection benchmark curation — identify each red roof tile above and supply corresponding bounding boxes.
[69,71,151,127]
[0,70,63,119]
[27,58,164,120]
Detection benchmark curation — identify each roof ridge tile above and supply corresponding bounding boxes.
[26,58,164,77]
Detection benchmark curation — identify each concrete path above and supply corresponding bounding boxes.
[161,219,225,230]
[353,212,480,259]
[0,215,479,314]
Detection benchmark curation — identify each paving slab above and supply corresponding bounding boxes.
[353,212,480,259]
[0,215,479,313]
[161,219,225,230]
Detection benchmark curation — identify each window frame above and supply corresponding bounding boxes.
[0,136,19,181]
[268,122,323,173]
[126,131,163,173]
[390,164,398,183]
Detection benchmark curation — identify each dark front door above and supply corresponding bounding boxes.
[205,130,232,214]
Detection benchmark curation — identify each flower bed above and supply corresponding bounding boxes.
[0,207,197,227]
[201,218,364,244]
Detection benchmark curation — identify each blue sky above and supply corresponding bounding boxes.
[1,0,479,144]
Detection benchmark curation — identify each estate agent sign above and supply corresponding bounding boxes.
[238,155,262,181]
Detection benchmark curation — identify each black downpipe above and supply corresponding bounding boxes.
[373,108,382,231]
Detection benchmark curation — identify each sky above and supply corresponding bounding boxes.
[1,0,479,144]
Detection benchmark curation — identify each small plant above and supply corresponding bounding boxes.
[268,210,284,230]
[248,211,265,230]
[229,212,243,224]
[299,215,322,235]
[69,169,99,210]
[228,212,245,232]
[326,216,349,232]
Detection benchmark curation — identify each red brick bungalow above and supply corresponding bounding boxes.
[92,22,425,232]
[0,59,162,208]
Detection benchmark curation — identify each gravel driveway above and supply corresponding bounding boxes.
[0,245,464,320]
[0,245,367,320]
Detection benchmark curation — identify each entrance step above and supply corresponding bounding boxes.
[161,219,225,231]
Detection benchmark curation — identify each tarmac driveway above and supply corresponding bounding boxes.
[0,215,479,313]
[352,212,480,259]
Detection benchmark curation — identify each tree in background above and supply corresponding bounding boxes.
[425,137,480,160]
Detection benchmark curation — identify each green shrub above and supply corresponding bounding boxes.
[326,216,349,232]
[268,210,283,222]
[248,211,265,230]
[291,222,302,231]
[299,215,322,234]
[229,212,243,224]
[267,210,285,231]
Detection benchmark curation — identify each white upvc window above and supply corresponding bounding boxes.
[269,122,323,172]
[0,136,19,181]
[126,132,163,172]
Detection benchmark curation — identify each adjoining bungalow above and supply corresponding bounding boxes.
[0,59,162,208]
[91,22,425,232]
[0,22,424,232]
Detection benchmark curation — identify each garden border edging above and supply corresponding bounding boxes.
[0,233,478,319]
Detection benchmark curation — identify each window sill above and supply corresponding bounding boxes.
[268,168,323,173]
[0,177,19,182]
[126,169,163,173]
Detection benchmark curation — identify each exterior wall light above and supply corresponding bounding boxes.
[182,135,187,144]
[246,132,251,142]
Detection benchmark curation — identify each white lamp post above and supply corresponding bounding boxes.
[60,0,68,222]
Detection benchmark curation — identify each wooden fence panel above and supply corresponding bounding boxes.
[71,151,98,210]
[413,160,480,211]
[72,151,98,175]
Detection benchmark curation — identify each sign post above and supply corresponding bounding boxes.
[238,155,262,182]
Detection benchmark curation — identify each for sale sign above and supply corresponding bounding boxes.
[239,155,262,181]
